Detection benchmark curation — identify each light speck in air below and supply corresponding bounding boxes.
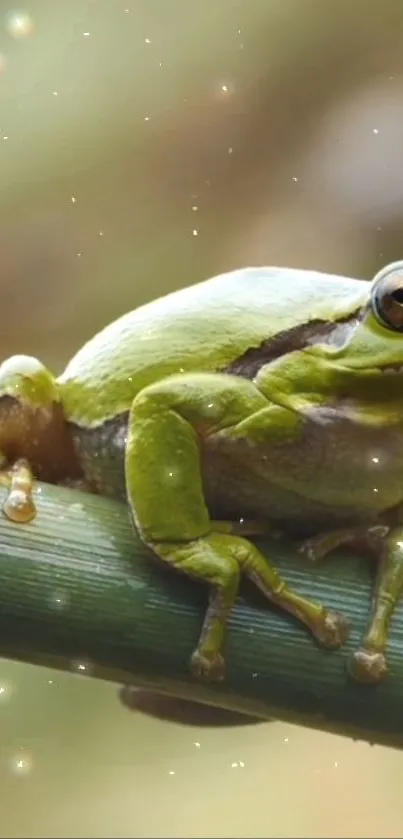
[5,10,34,39]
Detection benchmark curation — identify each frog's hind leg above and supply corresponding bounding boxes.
[125,371,349,681]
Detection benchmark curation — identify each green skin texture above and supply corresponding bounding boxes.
[2,261,403,684]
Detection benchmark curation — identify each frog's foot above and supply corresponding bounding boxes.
[311,609,350,650]
[299,536,331,564]
[190,649,226,682]
[2,459,36,524]
[348,647,388,685]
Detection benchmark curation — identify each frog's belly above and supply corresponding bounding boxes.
[202,408,403,532]
[70,409,403,535]
[70,417,128,500]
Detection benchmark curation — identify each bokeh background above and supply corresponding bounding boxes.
[1,1,403,836]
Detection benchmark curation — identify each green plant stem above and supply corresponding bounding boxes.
[0,481,402,749]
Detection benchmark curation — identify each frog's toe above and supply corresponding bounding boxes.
[298,537,328,563]
[314,610,350,649]
[3,490,36,524]
[190,649,226,682]
[348,647,388,684]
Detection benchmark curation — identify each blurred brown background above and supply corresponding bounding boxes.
[2,0,403,369]
[2,1,403,837]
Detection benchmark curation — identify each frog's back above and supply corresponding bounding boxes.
[59,266,367,426]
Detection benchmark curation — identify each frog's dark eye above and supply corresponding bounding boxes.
[372,264,403,331]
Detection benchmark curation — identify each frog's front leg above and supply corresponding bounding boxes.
[348,527,403,684]
[125,371,349,681]
[299,523,401,683]
[1,459,36,523]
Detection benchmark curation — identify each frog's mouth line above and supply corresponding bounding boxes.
[224,312,362,379]
[332,362,403,377]
[378,364,403,374]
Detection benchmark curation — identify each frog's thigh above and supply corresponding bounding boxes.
[126,371,298,540]
[125,372,349,680]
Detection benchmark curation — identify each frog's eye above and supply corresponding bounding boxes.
[372,264,403,332]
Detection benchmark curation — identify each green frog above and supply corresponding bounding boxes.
[1,260,403,685]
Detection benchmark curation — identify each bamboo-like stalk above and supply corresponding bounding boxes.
[0,481,402,749]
